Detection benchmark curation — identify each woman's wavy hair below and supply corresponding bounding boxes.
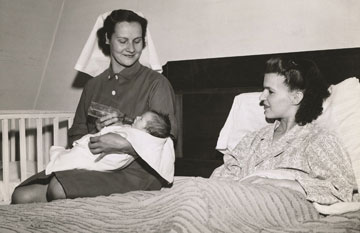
[97,9,148,56]
[265,56,330,125]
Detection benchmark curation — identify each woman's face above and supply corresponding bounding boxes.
[107,21,144,72]
[259,73,296,120]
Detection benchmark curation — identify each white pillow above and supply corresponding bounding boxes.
[216,92,269,153]
[217,77,360,191]
[317,77,360,191]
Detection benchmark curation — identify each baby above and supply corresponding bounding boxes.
[45,110,172,175]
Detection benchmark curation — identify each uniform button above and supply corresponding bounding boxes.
[112,90,116,96]
[108,75,111,79]
[115,75,118,80]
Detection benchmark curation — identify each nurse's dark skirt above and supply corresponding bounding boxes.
[15,158,165,199]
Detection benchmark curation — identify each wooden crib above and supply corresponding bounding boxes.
[0,110,74,204]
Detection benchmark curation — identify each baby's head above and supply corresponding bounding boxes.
[132,110,171,138]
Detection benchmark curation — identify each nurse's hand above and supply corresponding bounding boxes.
[95,112,125,131]
[88,133,137,161]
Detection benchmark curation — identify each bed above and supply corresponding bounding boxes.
[1,177,359,233]
[1,48,360,232]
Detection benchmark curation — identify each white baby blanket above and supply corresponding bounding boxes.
[124,128,175,183]
[46,125,175,183]
[74,11,163,77]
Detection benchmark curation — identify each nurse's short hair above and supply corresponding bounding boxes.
[97,9,147,56]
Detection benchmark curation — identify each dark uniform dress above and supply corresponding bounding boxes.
[16,61,177,198]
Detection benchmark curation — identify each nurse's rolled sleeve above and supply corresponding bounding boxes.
[148,77,178,139]
[68,80,94,146]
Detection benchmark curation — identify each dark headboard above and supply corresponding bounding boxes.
[163,47,360,91]
[162,47,360,177]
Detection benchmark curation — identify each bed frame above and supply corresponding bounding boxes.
[0,111,73,203]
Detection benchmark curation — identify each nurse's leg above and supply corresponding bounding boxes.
[11,184,48,204]
[46,176,66,201]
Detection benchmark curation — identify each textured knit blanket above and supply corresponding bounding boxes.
[1,177,359,233]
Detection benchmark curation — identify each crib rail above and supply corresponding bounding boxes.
[0,110,74,203]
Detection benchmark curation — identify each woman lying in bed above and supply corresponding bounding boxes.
[211,56,356,205]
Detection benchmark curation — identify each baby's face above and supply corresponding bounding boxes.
[132,112,154,130]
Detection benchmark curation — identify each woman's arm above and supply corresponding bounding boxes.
[242,176,306,195]
[68,85,92,146]
[210,130,259,179]
[297,133,355,204]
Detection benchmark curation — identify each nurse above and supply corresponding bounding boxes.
[12,9,177,204]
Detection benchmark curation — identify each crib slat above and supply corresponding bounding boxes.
[36,118,44,172]
[10,119,16,161]
[2,119,10,202]
[0,111,74,202]
[19,118,27,181]
[53,117,59,146]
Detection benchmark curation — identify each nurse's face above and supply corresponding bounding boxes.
[107,21,144,72]
[259,73,295,120]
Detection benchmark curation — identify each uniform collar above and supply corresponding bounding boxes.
[107,61,142,80]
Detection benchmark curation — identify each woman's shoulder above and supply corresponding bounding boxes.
[139,65,169,82]
[306,122,341,144]
[83,69,109,88]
